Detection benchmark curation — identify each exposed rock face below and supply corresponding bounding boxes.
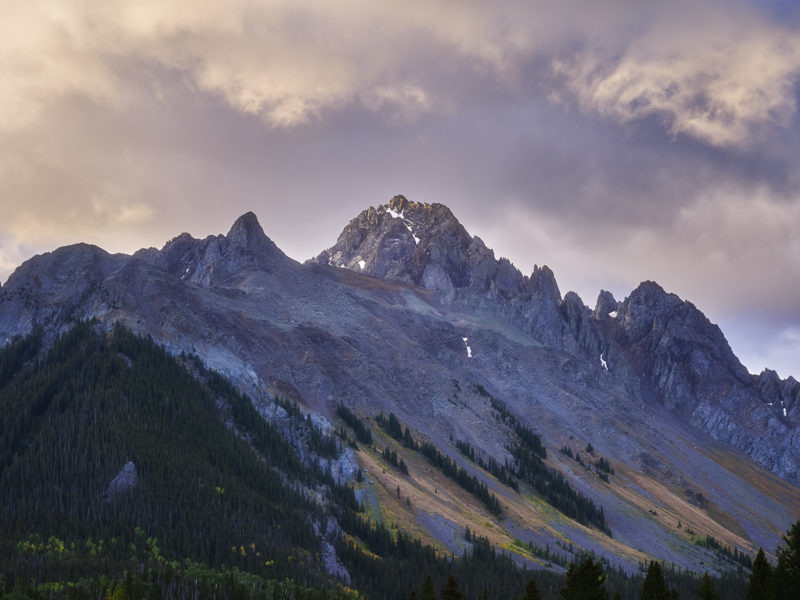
[314,199,799,482]
[606,281,800,479]
[106,461,138,498]
[315,195,521,298]
[314,196,577,350]
[0,244,127,342]
[1,197,799,572]
[593,290,618,320]
[137,211,291,289]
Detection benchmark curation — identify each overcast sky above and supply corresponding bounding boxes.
[2,0,799,379]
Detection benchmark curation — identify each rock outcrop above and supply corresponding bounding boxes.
[106,461,138,498]
[0,197,798,573]
[315,199,799,481]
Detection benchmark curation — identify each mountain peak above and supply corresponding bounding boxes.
[226,211,270,250]
[139,211,287,288]
[387,194,413,213]
[314,195,526,298]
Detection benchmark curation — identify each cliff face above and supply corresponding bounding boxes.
[316,198,799,482]
[606,281,799,479]
[1,197,798,573]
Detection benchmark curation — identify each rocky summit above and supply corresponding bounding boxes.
[1,196,798,578]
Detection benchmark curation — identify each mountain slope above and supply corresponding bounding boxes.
[0,196,798,582]
[316,196,799,483]
[0,322,341,582]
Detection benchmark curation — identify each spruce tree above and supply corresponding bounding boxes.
[441,575,463,600]
[561,557,608,600]
[775,520,800,600]
[420,575,436,600]
[746,548,772,600]
[641,561,669,600]
[521,577,542,600]
[696,573,719,600]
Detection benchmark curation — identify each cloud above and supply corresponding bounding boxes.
[0,0,524,129]
[3,0,799,146]
[553,4,800,148]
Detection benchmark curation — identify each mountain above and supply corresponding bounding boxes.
[315,196,800,482]
[1,196,798,596]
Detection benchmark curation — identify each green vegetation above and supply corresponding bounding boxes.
[455,438,519,491]
[419,440,502,516]
[0,321,353,591]
[0,322,791,600]
[485,393,610,534]
[745,550,770,600]
[560,557,608,600]
[336,405,373,446]
[696,536,753,570]
[376,412,417,450]
[640,561,671,600]
[381,445,408,475]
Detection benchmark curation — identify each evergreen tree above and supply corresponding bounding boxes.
[521,577,542,600]
[774,520,800,600]
[746,548,773,600]
[641,561,669,600]
[441,575,464,600]
[420,575,436,600]
[561,557,608,600]
[696,573,719,600]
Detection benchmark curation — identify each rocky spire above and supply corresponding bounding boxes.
[225,211,276,255]
[146,211,287,287]
[593,290,618,320]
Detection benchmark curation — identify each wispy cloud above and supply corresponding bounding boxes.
[553,5,800,148]
[3,1,799,143]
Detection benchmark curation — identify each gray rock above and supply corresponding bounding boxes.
[106,461,138,498]
[2,198,799,574]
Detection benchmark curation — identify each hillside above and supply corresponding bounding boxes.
[1,196,798,598]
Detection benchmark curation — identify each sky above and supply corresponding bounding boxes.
[1,0,799,379]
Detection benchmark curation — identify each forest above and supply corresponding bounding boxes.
[0,322,797,600]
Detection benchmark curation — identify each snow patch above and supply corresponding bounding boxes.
[462,337,473,359]
[358,260,366,270]
[782,401,787,417]
[600,353,608,371]
[402,222,418,243]
[385,204,419,244]
[608,310,617,318]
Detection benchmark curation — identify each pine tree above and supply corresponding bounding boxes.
[441,575,464,600]
[746,548,773,600]
[696,573,719,600]
[560,557,608,600]
[420,575,436,600]
[641,561,669,600]
[521,577,542,600]
[775,520,800,600]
